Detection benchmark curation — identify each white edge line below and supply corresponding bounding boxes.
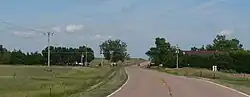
[106,67,129,97]
[194,78,250,97]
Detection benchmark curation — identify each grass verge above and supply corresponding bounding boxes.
[75,67,127,97]
[156,67,250,95]
[0,59,141,97]
[0,65,112,97]
[74,60,143,97]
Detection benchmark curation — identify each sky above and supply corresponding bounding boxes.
[0,0,250,58]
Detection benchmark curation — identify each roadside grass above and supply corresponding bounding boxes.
[0,59,141,97]
[156,67,250,95]
[71,60,143,97]
[0,60,112,97]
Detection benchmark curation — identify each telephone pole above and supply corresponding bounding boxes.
[85,44,88,67]
[81,52,84,66]
[100,47,104,66]
[176,44,179,69]
[46,32,54,67]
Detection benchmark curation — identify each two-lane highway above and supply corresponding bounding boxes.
[109,65,249,97]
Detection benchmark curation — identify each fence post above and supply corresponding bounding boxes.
[199,71,202,77]
[13,72,16,78]
[50,87,52,97]
[213,73,215,79]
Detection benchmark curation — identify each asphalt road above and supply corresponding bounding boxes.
[110,64,249,97]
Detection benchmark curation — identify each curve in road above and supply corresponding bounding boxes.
[108,65,249,97]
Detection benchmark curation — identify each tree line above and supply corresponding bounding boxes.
[0,45,95,65]
[146,35,250,73]
[0,39,129,66]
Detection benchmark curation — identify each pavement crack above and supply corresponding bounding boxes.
[160,78,173,97]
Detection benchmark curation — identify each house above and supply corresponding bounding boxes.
[182,50,225,56]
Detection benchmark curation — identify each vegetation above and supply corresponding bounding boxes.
[0,64,110,97]
[41,46,94,65]
[157,67,250,94]
[78,60,141,97]
[99,39,129,62]
[0,45,94,65]
[146,34,250,73]
[0,59,143,97]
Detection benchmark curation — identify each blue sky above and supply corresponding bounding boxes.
[0,0,250,58]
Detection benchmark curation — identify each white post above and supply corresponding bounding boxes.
[101,50,104,66]
[81,52,83,65]
[85,44,88,67]
[176,44,179,68]
[47,32,53,67]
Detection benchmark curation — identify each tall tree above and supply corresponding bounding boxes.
[191,47,198,51]
[41,46,95,65]
[0,45,11,64]
[10,49,26,64]
[211,35,243,51]
[146,37,177,67]
[100,39,128,62]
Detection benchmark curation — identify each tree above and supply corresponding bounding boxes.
[41,46,95,65]
[211,35,243,51]
[24,52,43,65]
[0,45,3,55]
[191,47,198,51]
[100,39,128,62]
[0,45,11,64]
[10,49,26,64]
[146,37,177,67]
[187,34,250,73]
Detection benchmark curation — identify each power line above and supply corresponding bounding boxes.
[1,21,46,34]
[1,21,55,67]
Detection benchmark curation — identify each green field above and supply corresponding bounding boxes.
[157,67,250,95]
[0,66,111,97]
[0,59,143,97]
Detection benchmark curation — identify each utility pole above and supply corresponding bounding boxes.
[176,44,179,69]
[81,52,84,66]
[85,44,88,67]
[46,32,54,67]
[100,47,104,66]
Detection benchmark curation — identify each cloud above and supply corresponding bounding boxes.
[12,31,38,38]
[65,24,84,33]
[94,34,102,39]
[50,24,84,33]
[52,26,61,32]
[93,34,112,40]
[218,29,234,38]
[189,0,227,13]
[121,3,137,13]
[76,34,113,41]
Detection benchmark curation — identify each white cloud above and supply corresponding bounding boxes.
[93,34,112,40]
[65,24,84,33]
[189,0,227,13]
[108,36,112,38]
[12,31,37,38]
[218,29,234,39]
[52,26,61,32]
[94,34,102,39]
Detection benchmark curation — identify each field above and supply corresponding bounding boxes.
[0,59,143,97]
[157,67,250,95]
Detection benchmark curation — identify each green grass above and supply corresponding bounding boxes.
[157,67,250,95]
[0,59,142,97]
[0,61,112,97]
[72,59,144,97]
